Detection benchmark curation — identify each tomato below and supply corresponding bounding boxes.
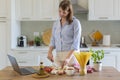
[44,66,53,73]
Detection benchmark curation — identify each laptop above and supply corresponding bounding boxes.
[8,54,37,75]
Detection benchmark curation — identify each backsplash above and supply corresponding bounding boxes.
[21,13,120,44]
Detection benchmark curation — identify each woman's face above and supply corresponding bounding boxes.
[59,7,69,18]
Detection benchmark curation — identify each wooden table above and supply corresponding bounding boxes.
[0,66,120,80]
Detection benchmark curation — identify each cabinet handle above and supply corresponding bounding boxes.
[22,18,30,19]
[43,17,52,19]
[105,52,110,54]
[99,17,108,19]
[18,61,27,63]
[0,21,6,22]
[18,52,28,54]
[0,17,7,18]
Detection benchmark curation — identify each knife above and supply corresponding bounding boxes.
[47,57,57,68]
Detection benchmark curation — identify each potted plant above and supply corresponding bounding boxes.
[90,49,104,71]
[34,36,43,46]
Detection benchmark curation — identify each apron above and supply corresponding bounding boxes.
[54,51,77,67]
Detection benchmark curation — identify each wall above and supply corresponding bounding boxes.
[21,13,120,44]
[21,21,53,41]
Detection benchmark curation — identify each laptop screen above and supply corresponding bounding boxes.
[7,55,21,74]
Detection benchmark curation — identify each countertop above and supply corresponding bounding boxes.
[12,44,120,51]
[0,66,120,80]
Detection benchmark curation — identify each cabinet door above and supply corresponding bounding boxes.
[33,0,42,20]
[89,0,117,20]
[102,55,116,68]
[117,55,120,72]
[40,0,59,20]
[13,51,35,66]
[0,0,7,19]
[16,0,33,20]
[101,51,116,68]
[0,22,7,70]
[119,0,120,17]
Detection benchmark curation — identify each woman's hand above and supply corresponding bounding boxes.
[65,59,70,65]
[47,51,54,62]
[62,58,70,68]
[62,50,74,68]
[47,46,54,62]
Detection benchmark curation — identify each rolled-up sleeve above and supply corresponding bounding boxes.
[49,22,56,48]
[71,19,81,51]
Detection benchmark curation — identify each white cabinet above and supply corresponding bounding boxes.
[119,0,120,17]
[11,50,56,66]
[16,0,33,20]
[33,0,42,20]
[101,51,117,68]
[16,0,59,21]
[117,53,120,72]
[0,21,7,70]
[40,0,59,20]
[89,0,118,20]
[0,0,8,20]
[13,51,36,66]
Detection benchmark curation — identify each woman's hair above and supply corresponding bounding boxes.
[59,0,73,24]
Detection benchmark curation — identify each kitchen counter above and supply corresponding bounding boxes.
[0,67,120,80]
[12,44,120,51]
[80,44,120,51]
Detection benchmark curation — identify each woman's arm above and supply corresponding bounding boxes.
[47,22,56,62]
[71,19,81,51]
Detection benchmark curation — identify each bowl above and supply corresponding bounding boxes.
[65,67,75,76]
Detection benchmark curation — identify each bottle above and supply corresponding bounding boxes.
[39,62,45,75]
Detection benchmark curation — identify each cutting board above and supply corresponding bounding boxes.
[42,29,52,46]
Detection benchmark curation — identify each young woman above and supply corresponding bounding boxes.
[47,0,81,68]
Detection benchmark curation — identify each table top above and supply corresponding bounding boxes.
[0,66,120,80]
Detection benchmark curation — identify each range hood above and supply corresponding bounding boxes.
[71,0,88,13]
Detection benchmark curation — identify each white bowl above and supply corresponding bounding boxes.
[65,69,75,76]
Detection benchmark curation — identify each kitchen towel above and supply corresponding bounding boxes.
[102,35,111,46]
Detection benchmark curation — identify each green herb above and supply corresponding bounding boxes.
[90,49,104,63]
[34,36,43,46]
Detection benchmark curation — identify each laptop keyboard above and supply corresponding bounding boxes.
[20,67,37,75]
[20,68,32,74]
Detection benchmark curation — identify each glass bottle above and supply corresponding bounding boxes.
[39,62,45,75]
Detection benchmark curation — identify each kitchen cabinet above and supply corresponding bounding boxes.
[40,0,59,20]
[32,0,42,20]
[16,0,59,21]
[16,0,33,20]
[119,0,120,18]
[12,51,36,66]
[101,51,117,68]
[0,0,8,21]
[116,53,120,72]
[11,50,55,66]
[0,21,7,70]
[88,0,118,20]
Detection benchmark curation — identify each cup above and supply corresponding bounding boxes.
[28,40,34,46]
